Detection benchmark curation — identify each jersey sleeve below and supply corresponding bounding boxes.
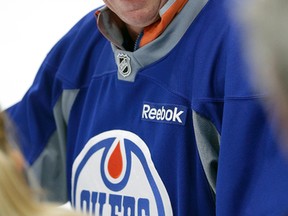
[216,25,288,215]
[6,56,69,203]
[5,10,98,203]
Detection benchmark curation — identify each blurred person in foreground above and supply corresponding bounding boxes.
[0,111,85,216]
[238,0,288,148]
[4,0,288,215]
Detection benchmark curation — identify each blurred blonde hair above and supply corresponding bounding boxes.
[237,0,288,144]
[0,112,85,216]
[239,0,288,97]
[234,0,288,143]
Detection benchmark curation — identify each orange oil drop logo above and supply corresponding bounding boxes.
[108,142,123,179]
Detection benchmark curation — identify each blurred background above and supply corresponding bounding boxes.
[0,0,104,109]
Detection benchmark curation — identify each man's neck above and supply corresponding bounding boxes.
[125,24,143,42]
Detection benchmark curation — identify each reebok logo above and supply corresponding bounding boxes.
[142,102,187,125]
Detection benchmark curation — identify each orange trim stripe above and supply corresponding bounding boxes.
[140,0,188,47]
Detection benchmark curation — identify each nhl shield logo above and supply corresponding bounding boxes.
[71,130,173,216]
[117,53,132,77]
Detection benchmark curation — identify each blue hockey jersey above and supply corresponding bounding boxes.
[7,0,288,215]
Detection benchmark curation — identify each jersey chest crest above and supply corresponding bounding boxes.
[72,130,173,215]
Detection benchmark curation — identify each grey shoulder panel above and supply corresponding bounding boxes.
[193,111,220,196]
[61,89,80,124]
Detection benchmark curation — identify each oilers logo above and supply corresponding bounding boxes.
[72,130,173,215]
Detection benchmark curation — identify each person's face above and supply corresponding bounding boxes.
[103,0,168,29]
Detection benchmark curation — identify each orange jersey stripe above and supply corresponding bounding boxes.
[140,0,188,47]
